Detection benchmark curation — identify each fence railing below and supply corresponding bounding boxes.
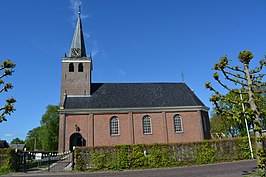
[15,150,73,172]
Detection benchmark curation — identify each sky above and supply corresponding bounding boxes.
[0,0,266,143]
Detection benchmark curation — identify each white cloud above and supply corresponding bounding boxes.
[91,41,99,58]
[69,0,89,24]
[4,133,13,137]
[84,32,90,40]
[118,69,126,76]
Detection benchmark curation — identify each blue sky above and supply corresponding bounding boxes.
[0,0,265,143]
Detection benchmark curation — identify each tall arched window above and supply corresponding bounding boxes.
[173,115,183,133]
[110,116,119,136]
[78,63,83,72]
[69,63,74,72]
[143,115,152,134]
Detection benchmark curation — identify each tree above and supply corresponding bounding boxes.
[210,112,242,138]
[0,59,16,123]
[25,105,59,151]
[205,51,266,170]
[10,138,25,144]
[25,127,43,150]
[210,90,257,137]
[39,105,59,151]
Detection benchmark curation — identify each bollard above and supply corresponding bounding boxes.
[48,153,51,171]
[72,146,75,170]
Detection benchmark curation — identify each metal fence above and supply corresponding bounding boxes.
[16,150,73,173]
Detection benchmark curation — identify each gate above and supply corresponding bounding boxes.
[49,151,73,171]
[16,150,74,173]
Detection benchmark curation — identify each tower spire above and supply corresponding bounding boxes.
[69,4,86,58]
[78,3,81,16]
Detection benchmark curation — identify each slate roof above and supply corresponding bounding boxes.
[64,83,205,109]
[69,13,86,57]
[0,140,9,148]
[9,144,25,150]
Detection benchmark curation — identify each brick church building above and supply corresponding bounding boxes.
[58,11,211,152]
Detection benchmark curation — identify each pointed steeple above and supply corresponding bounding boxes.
[70,6,86,58]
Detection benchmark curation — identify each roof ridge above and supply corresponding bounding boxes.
[184,84,205,106]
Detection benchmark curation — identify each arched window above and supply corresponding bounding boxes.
[69,63,74,72]
[110,116,119,136]
[174,115,183,133]
[78,63,83,72]
[143,115,152,134]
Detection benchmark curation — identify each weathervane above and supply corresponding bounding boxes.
[78,2,81,16]
[181,72,185,83]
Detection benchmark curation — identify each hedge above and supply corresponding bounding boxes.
[0,148,21,174]
[74,138,252,171]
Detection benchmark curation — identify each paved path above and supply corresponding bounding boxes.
[5,159,257,177]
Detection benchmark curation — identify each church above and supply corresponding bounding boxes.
[58,11,211,152]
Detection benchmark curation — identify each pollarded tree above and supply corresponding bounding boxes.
[205,51,266,170]
[210,89,260,138]
[0,59,16,123]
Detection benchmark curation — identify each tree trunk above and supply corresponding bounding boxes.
[244,63,263,167]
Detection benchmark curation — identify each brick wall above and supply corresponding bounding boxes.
[60,59,92,106]
[58,110,210,152]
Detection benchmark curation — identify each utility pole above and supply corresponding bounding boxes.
[240,93,254,159]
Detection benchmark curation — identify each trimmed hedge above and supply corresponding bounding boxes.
[0,148,21,174]
[75,138,252,171]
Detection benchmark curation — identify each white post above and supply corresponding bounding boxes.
[240,93,254,159]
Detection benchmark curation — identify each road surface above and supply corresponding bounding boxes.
[5,159,257,177]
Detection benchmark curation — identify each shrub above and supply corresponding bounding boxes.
[0,148,21,175]
[75,138,252,171]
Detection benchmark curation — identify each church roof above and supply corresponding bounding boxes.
[69,11,86,57]
[64,83,206,110]
[0,140,9,148]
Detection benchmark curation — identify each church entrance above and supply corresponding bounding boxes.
[69,133,85,151]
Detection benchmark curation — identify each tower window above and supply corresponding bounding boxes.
[69,63,74,72]
[173,115,183,133]
[143,115,152,134]
[110,116,119,136]
[78,63,83,72]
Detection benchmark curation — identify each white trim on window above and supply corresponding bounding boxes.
[174,114,183,133]
[143,115,152,135]
[110,116,120,136]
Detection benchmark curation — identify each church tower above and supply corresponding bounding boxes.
[60,9,92,106]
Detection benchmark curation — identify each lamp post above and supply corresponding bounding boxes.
[240,93,254,159]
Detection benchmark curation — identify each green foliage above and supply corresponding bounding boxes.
[248,169,266,177]
[129,145,148,169]
[205,51,266,169]
[75,138,251,172]
[238,50,253,64]
[10,137,25,144]
[116,145,130,169]
[25,127,43,150]
[147,144,172,168]
[40,105,59,151]
[25,105,59,151]
[91,152,107,170]
[209,89,257,137]
[0,59,16,123]
[195,142,215,164]
[0,148,21,175]
[237,136,253,159]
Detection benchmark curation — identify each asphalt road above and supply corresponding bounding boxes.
[5,160,257,177]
